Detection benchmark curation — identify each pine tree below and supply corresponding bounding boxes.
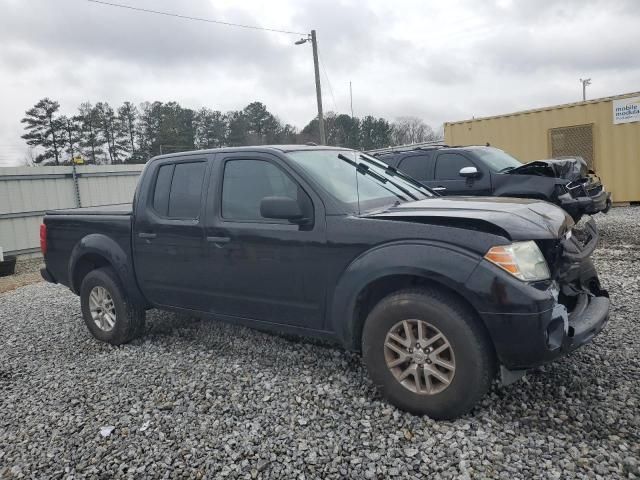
[59,115,83,163]
[20,98,63,165]
[95,102,125,163]
[78,102,103,164]
[117,102,139,161]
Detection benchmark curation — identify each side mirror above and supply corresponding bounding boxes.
[459,166,480,178]
[260,196,304,221]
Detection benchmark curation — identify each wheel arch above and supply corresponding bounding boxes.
[68,234,146,306]
[328,242,487,352]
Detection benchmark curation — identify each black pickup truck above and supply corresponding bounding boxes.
[40,146,610,419]
[375,145,612,221]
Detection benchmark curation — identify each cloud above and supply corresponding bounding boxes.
[0,0,639,165]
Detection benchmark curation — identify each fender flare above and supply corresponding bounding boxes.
[68,233,146,305]
[328,241,482,350]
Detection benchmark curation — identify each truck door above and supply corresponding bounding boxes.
[133,156,211,310]
[203,152,327,330]
[396,153,435,183]
[426,152,492,196]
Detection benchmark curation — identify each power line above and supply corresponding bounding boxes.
[86,0,307,36]
[318,51,338,113]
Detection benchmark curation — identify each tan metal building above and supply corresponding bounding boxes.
[444,92,640,203]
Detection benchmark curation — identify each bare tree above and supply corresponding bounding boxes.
[391,116,439,145]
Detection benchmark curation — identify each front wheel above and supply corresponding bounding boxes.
[80,267,145,345]
[362,288,495,419]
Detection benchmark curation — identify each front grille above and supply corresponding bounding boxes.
[566,178,602,199]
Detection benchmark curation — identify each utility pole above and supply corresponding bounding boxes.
[310,30,326,145]
[296,31,326,145]
[580,78,591,101]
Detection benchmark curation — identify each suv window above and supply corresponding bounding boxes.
[435,153,474,180]
[152,162,206,218]
[222,159,298,221]
[398,154,434,181]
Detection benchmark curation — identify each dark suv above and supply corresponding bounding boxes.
[375,145,611,221]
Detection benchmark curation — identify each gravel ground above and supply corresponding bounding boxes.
[0,258,42,294]
[1,207,639,479]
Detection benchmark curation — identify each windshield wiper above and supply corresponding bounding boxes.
[337,153,410,201]
[358,154,434,197]
[498,166,516,173]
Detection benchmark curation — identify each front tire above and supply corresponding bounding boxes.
[80,267,145,345]
[362,288,495,419]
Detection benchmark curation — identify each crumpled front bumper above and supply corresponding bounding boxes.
[469,218,610,373]
[557,178,612,216]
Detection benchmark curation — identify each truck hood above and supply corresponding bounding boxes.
[508,157,588,181]
[363,196,573,241]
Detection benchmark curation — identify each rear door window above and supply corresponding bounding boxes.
[434,153,475,180]
[152,161,206,219]
[398,154,434,181]
[168,162,206,218]
[152,164,174,216]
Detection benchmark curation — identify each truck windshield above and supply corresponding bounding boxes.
[286,149,434,213]
[473,147,522,173]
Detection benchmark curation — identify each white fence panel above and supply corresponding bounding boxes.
[0,165,144,256]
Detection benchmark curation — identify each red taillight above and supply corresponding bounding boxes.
[40,223,47,255]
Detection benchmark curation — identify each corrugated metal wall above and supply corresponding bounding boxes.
[0,164,144,256]
[444,92,640,202]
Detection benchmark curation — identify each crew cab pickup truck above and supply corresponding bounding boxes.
[40,146,610,419]
[375,145,612,221]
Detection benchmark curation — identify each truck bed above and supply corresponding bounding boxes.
[46,203,133,216]
[43,203,134,290]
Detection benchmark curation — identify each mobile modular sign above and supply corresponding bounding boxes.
[613,96,640,124]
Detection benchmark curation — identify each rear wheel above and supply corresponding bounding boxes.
[362,288,495,419]
[80,267,145,345]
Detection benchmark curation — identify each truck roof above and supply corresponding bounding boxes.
[152,144,352,162]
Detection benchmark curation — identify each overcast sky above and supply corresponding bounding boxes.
[1,0,639,165]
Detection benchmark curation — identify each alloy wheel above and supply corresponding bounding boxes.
[384,319,456,395]
[89,286,117,332]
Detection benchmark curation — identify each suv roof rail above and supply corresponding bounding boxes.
[367,141,449,156]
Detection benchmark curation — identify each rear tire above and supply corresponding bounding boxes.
[80,267,145,345]
[362,288,495,419]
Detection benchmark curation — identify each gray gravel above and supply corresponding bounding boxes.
[1,207,639,479]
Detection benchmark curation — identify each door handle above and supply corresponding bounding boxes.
[206,236,230,244]
[432,187,446,191]
[138,232,157,239]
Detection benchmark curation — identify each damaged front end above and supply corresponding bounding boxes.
[543,218,610,354]
[510,156,612,219]
[487,217,611,386]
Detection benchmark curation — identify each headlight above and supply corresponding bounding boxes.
[484,241,550,281]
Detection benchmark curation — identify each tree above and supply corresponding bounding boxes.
[332,114,360,149]
[95,102,126,163]
[360,116,393,150]
[225,110,249,147]
[243,102,281,144]
[59,115,83,163]
[20,98,63,165]
[118,102,139,161]
[136,101,160,159]
[157,102,196,154]
[194,107,227,149]
[78,102,103,164]
[391,116,438,145]
[275,122,298,144]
